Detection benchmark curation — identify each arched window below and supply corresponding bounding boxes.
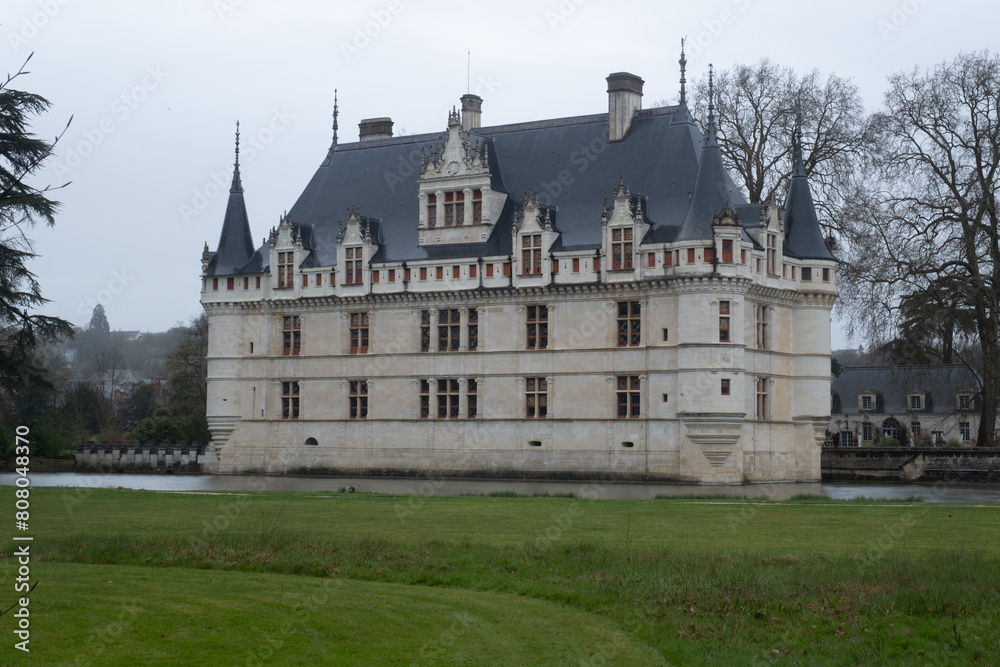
[882,418,902,440]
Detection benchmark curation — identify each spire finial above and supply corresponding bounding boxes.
[679,37,688,106]
[707,64,715,122]
[231,120,243,194]
[333,88,339,145]
[793,93,805,176]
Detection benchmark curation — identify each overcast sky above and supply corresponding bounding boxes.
[6,0,997,348]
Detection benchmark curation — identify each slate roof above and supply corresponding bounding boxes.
[831,365,979,415]
[782,129,835,260]
[204,156,256,276]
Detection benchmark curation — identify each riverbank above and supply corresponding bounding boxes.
[822,446,1000,483]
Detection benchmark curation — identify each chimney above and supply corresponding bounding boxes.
[606,72,644,142]
[461,94,483,131]
[359,117,393,141]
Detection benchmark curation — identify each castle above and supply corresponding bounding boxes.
[199,58,838,483]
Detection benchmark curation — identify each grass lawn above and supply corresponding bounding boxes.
[1,487,998,665]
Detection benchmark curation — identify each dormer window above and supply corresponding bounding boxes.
[345,247,362,285]
[908,393,923,411]
[444,192,464,226]
[766,234,777,275]
[958,394,972,410]
[278,251,294,289]
[611,228,633,270]
[472,190,483,223]
[427,194,437,228]
[522,234,542,275]
[860,394,874,411]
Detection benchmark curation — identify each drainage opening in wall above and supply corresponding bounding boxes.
[305,437,319,446]
[528,440,542,447]
[621,441,634,448]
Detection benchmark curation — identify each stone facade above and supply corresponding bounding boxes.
[200,64,838,483]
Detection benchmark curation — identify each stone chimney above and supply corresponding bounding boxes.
[606,72,643,142]
[359,117,393,141]
[461,94,483,131]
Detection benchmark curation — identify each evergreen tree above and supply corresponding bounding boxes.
[88,304,110,335]
[0,54,74,396]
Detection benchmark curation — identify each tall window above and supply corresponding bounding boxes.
[766,234,777,275]
[349,313,369,354]
[526,305,548,349]
[282,316,300,356]
[438,309,460,351]
[722,239,733,263]
[719,301,730,342]
[349,380,368,419]
[911,422,921,438]
[617,301,641,347]
[468,308,479,351]
[841,431,854,447]
[861,395,873,411]
[611,228,633,270]
[278,251,294,288]
[345,248,362,285]
[960,422,971,442]
[862,422,873,442]
[437,378,460,418]
[467,379,478,418]
[420,310,431,352]
[522,234,542,275]
[756,305,769,350]
[444,192,464,226]
[281,381,299,420]
[427,194,437,228]
[420,380,430,419]
[526,378,547,418]
[756,378,769,420]
[472,189,483,224]
[616,376,641,418]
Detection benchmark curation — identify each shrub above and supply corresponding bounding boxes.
[131,417,185,445]
[874,437,901,447]
[945,439,964,448]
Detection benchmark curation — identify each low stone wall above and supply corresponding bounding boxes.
[821,447,1000,483]
[75,442,209,473]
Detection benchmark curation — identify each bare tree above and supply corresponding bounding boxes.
[841,51,1000,447]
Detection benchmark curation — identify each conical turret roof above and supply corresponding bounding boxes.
[207,123,255,275]
[782,105,834,260]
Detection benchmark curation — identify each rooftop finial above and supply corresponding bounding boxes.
[707,64,715,122]
[679,37,688,106]
[332,88,339,146]
[231,120,243,194]
[793,93,805,176]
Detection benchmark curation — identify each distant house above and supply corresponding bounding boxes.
[830,365,982,446]
[92,369,157,403]
[114,330,142,342]
[61,348,78,364]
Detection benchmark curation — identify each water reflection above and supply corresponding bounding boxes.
[2,472,999,503]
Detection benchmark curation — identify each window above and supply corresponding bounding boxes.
[960,422,971,443]
[616,375,641,418]
[958,394,971,410]
[420,310,431,352]
[256,276,261,289]
[467,308,478,351]
[909,394,923,411]
[438,309,460,351]
[861,394,873,411]
[862,422,873,442]
[766,234,777,275]
[572,257,580,273]
[647,252,655,268]
[316,273,323,286]
[687,248,695,264]
[404,268,410,282]
[756,258,762,273]
[420,267,427,281]
[278,251,294,288]
[469,264,477,279]
[741,249,746,264]
[472,189,482,224]
[617,301,641,347]
[349,313,369,354]
[389,269,396,282]
[840,431,854,447]
[801,267,812,281]
[437,378,460,418]
[282,316,301,356]
[526,377,547,418]
[212,277,218,291]
[427,193,437,228]
[911,422,921,438]
[611,228,633,270]
[704,247,714,263]
[371,271,378,284]
[349,380,368,419]
[932,431,944,444]
[420,380,430,419]
[436,266,443,280]
[330,272,336,286]
[281,381,299,420]
[719,301,730,342]
[665,252,673,267]
[227,277,235,290]
[301,274,308,288]
[467,379,478,418]
[444,191,464,226]
[722,239,733,263]
[503,262,512,277]
[882,418,899,440]
[662,328,669,341]
[526,305,548,350]
[756,304,768,350]
[345,247,362,285]
[823,268,830,282]
[721,379,730,395]
[486,263,494,277]
[522,234,542,275]
[756,378,769,420]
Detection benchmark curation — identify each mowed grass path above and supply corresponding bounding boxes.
[1,487,999,665]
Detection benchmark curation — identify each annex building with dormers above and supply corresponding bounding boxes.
[200,60,838,484]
